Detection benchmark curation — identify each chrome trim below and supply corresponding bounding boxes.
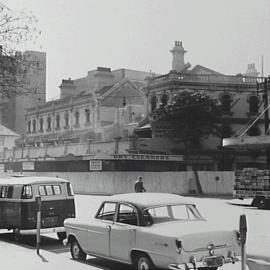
[19,226,65,235]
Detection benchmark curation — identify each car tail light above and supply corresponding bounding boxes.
[175,239,182,254]
[235,230,241,245]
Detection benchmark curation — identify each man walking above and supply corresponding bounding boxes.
[134,176,146,193]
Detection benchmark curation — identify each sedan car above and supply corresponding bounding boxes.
[63,193,241,270]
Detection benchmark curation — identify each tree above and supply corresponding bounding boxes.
[0,2,40,98]
[153,91,221,148]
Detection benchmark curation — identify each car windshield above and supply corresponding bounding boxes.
[142,204,203,226]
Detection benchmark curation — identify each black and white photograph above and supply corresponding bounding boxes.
[0,0,270,269]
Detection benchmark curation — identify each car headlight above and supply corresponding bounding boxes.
[175,239,182,254]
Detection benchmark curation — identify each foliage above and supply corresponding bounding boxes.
[153,91,221,147]
[0,3,40,98]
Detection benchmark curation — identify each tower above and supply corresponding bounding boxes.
[170,41,186,73]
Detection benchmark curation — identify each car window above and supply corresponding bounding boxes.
[0,186,7,198]
[96,202,116,221]
[117,204,138,226]
[171,205,198,220]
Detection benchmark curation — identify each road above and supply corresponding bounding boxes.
[1,194,269,270]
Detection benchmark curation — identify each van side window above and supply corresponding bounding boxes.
[67,183,74,196]
[7,186,14,198]
[53,185,61,195]
[0,186,7,198]
[21,185,33,199]
[39,185,62,196]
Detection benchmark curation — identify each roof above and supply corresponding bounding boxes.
[107,193,193,209]
[0,176,69,185]
[0,124,20,137]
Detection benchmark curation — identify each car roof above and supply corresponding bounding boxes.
[107,193,194,209]
[0,176,69,185]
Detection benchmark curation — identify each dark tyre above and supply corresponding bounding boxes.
[198,268,218,270]
[136,254,155,270]
[70,239,86,261]
[57,232,66,241]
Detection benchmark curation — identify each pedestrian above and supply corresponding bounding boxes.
[134,176,146,193]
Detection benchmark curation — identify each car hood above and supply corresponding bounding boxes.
[146,220,238,252]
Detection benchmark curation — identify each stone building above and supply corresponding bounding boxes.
[20,67,153,146]
[0,49,46,135]
[134,41,265,171]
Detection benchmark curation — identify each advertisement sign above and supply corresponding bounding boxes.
[22,161,35,171]
[89,160,102,171]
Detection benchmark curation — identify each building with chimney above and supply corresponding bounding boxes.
[20,67,153,146]
[0,49,46,135]
[134,41,265,171]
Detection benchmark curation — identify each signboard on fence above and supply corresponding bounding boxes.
[89,160,102,171]
[23,161,35,171]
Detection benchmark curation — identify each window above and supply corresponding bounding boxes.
[67,183,74,196]
[117,204,138,226]
[75,110,80,125]
[32,119,36,133]
[220,94,231,113]
[47,116,51,131]
[96,202,116,221]
[7,186,14,198]
[64,112,69,128]
[0,186,7,198]
[21,185,33,199]
[56,114,60,129]
[39,118,43,132]
[150,96,157,113]
[249,96,259,114]
[39,185,62,196]
[85,108,90,123]
[160,94,168,107]
[28,120,31,133]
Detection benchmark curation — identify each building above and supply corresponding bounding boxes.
[134,41,266,171]
[20,67,154,146]
[0,48,46,135]
[0,124,20,159]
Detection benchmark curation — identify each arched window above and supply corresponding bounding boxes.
[220,94,231,113]
[249,95,259,114]
[56,114,60,129]
[247,125,261,136]
[64,112,69,128]
[75,110,80,125]
[32,119,36,133]
[150,96,157,113]
[160,94,168,107]
[27,120,31,133]
[39,118,43,132]
[85,108,90,123]
[47,116,51,131]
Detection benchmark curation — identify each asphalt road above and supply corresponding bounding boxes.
[1,193,268,270]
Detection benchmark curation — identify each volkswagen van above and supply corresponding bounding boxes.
[0,175,75,240]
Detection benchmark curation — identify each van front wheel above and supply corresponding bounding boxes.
[71,239,86,261]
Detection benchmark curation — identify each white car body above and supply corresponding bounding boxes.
[64,193,241,270]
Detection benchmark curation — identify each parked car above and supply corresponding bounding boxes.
[64,193,241,270]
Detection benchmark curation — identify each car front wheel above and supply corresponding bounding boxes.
[70,239,86,261]
[136,254,155,270]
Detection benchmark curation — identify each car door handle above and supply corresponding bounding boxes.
[106,225,111,231]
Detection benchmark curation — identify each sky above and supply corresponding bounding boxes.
[1,0,270,100]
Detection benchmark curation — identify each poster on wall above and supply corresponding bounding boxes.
[22,161,35,171]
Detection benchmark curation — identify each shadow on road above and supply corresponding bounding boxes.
[0,232,69,254]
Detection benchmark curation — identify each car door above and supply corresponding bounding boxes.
[86,202,116,257]
[110,203,137,262]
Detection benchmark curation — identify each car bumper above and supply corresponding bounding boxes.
[168,255,241,270]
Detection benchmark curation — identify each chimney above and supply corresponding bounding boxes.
[170,41,186,73]
[59,78,76,99]
[94,67,114,89]
[244,63,259,77]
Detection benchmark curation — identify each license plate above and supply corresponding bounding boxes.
[42,216,59,226]
[204,256,224,267]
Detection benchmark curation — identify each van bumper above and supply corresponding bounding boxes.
[17,226,65,235]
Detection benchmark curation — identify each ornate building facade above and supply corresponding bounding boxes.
[134,41,266,171]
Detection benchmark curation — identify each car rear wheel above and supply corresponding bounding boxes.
[70,239,86,261]
[136,254,155,270]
